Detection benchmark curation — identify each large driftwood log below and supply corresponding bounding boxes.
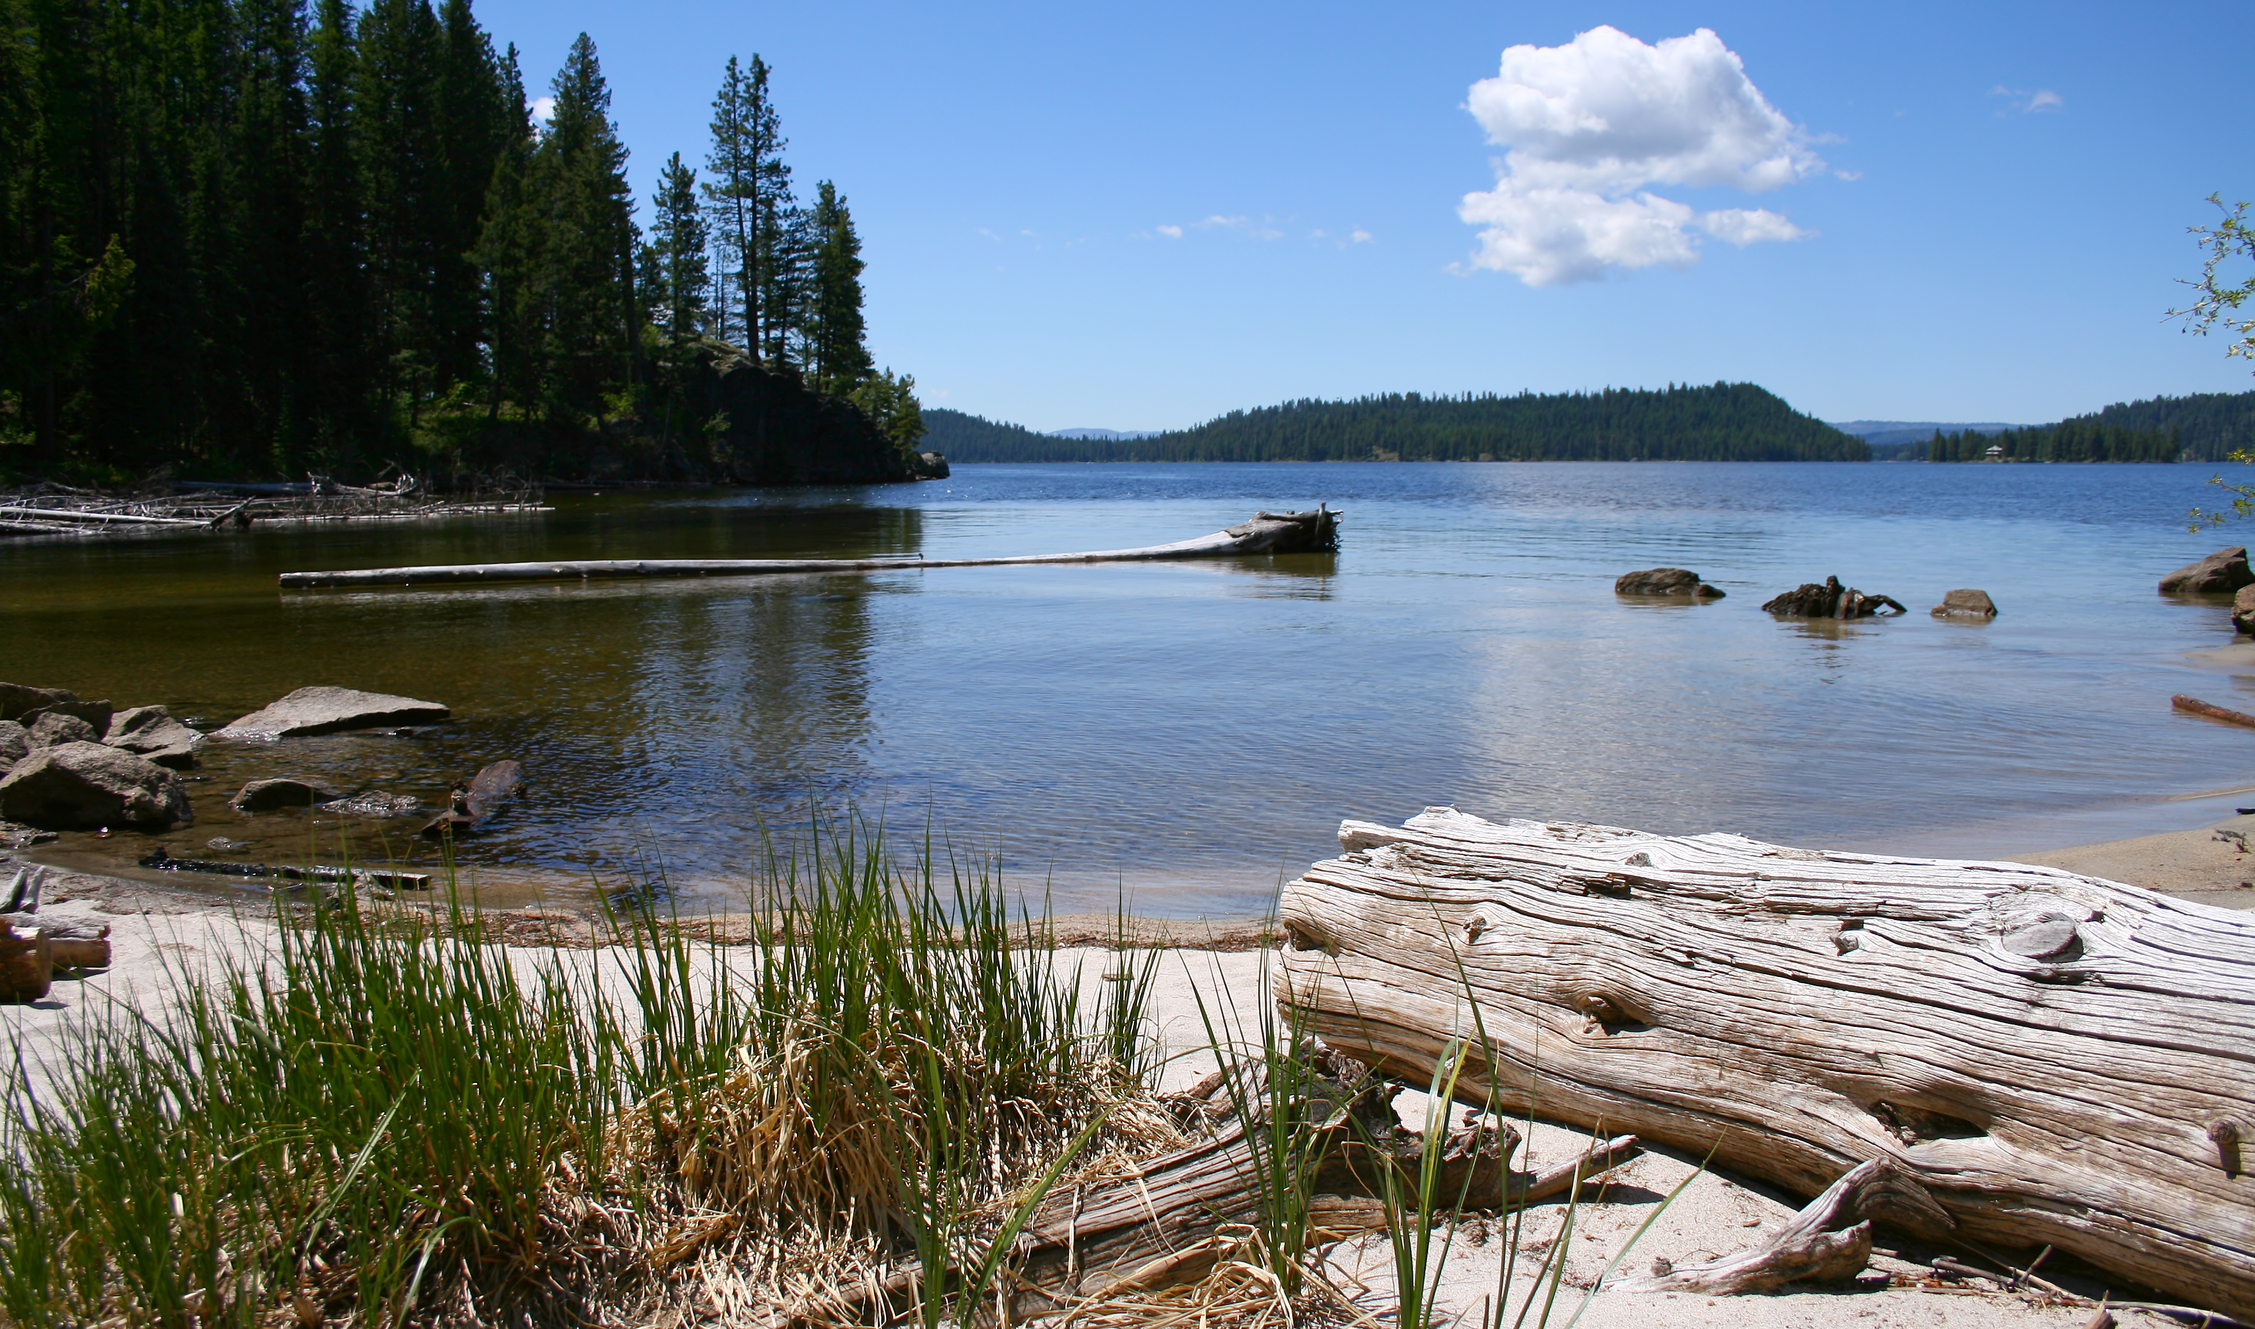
[1274,808,2255,1318]
[276,507,1341,590]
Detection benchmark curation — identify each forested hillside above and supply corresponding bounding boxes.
[1920,421,2181,463]
[0,0,924,485]
[932,384,1867,463]
[2063,391,2255,461]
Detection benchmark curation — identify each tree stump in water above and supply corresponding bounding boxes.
[1274,807,2255,1318]
[1761,575,1906,618]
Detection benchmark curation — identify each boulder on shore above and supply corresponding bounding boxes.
[0,683,75,722]
[2159,546,2255,594]
[2234,585,2255,636]
[230,777,343,812]
[0,722,26,768]
[1931,588,1999,619]
[25,713,98,749]
[16,699,112,736]
[0,742,191,830]
[1761,576,1907,619]
[104,706,205,769]
[1614,568,1724,598]
[214,686,450,740]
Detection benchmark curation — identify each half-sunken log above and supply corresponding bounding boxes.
[278,507,1341,590]
[1274,807,2255,1319]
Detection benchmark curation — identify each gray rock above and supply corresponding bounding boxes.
[26,713,99,749]
[318,790,425,818]
[213,686,450,740]
[230,777,343,812]
[1931,589,1999,619]
[0,683,75,722]
[0,742,192,830]
[0,722,26,769]
[2235,586,2255,636]
[2159,547,2255,594]
[16,699,112,736]
[1614,568,1724,598]
[104,706,205,769]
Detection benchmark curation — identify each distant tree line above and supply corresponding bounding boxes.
[0,0,918,482]
[929,383,1869,464]
[1918,422,2182,463]
[2061,390,2254,462]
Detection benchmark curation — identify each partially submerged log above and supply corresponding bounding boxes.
[138,847,431,891]
[277,507,1342,591]
[420,759,522,838]
[1275,808,2255,1317]
[1762,576,1906,618]
[2173,695,2255,730]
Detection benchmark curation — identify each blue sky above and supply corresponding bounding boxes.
[473,0,2253,432]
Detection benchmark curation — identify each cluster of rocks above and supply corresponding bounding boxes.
[2158,546,2255,635]
[1615,568,1993,621]
[0,684,450,834]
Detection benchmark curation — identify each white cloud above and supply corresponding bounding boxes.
[1458,26,1821,286]
[1156,224,1183,239]
[1351,228,1375,244]
[1991,85,2063,114]
[530,95,556,124]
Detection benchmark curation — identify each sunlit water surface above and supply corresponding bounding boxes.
[9,461,2255,915]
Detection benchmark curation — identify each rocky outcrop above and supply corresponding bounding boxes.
[230,777,343,811]
[104,705,204,768]
[0,683,75,721]
[1761,576,1907,619]
[1930,588,1998,619]
[0,742,191,829]
[2160,547,2255,594]
[214,686,450,740]
[913,450,950,479]
[26,713,98,748]
[1614,568,1724,598]
[688,346,917,486]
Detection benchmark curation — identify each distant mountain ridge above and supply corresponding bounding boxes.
[1050,427,1161,441]
[1830,420,2027,451]
[928,383,1866,463]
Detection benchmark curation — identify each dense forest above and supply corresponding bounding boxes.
[2060,390,2255,461]
[1919,421,2183,463]
[930,383,1869,463]
[0,0,926,485]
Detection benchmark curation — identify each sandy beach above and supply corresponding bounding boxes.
[3,818,2246,1328]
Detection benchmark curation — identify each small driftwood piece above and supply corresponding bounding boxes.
[1275,808,2255,1318]
[1613,1158,1949,1294]
[421,759,522,839]
[0,918,53,1003]
[278,507,1342,590]
[2173,695,2255,730]
[1761,575,1906,618]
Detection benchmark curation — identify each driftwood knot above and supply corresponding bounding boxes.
[2211,1119,2244,1177]
[2000,917,2082,960]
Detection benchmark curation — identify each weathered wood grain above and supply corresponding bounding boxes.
[1274,807,2255,1317]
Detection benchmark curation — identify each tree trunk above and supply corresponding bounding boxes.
[1274,807,2255,1318]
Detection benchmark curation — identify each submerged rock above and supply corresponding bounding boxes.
[1614,568,1724,598]
[318,790,425,818]
[0,742,192,830]
[230,777,343,812]
[2159,547,2255,594]
[214,686,450,740]
[1931,589,1999,619]
[104,705,205,769]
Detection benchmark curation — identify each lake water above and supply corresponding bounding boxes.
[10,461,2255,916]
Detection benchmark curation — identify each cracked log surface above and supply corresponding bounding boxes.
[1273,807,2255,1317]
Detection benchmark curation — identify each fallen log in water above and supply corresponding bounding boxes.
[137,847,431,891]
[1274,807,2255,1317]
[277,507,1341,590]
[2173,695,2255,729]
[421,759,522,838]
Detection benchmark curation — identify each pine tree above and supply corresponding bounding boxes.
[353,0,443,426]
[806,180,870,394]
[522,32,635,423]
[303,0,374,452]
[703,54,788,358]
[470,42,537,420]
[429,0,509,395]
[648,151,708,345]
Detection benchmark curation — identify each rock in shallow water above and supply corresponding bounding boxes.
[25,712,98,749]
[0,683,76,723]
[1930,588,1998,619]
[104,705,205,769]
[0,741,192,830]
[2160,546,2255,594]
[1614,567,1724,598]
[230,777,343,811]
[213,686,450,740]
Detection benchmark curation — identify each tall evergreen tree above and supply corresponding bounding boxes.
[352,0,443,423]
[429,0,509,395]
[303,0,373,452]
[648,151,709,345]
[806,180,869,393]
[521,32,635,422]
[702,54,789,359]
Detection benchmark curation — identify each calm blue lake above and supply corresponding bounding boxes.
[10,461,2255,915]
